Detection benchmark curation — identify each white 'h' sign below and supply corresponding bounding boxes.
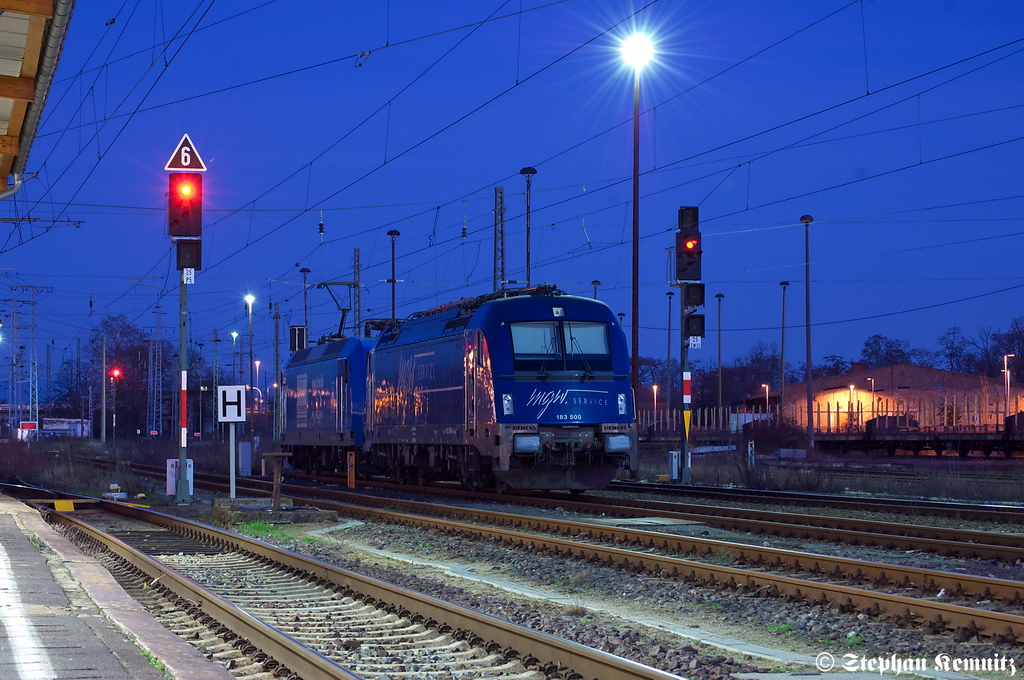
[217,385,246,423]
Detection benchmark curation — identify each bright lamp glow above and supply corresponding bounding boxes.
[621,34,654,71]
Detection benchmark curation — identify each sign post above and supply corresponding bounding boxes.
[217,385,246,498]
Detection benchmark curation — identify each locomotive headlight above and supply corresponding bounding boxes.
[502,392,515,416]
[617,393,627,415]
[514,434,541,453]
[605,434,632,452]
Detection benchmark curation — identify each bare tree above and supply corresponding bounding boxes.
[936,326,975,373]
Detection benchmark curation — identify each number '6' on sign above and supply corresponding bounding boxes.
[164,133,208,172]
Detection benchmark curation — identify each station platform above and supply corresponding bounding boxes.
[0,494,233,680]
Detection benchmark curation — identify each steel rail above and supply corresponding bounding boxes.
[233,476,1024,562]
[607,481,1024,522]
[234,487,1024,603]
[46,499,683,680]
[61,471,1024,643]
[274,471,1024,553]
[42,508,362,680]
[275,497,1024,644]
[524,493,1024,552]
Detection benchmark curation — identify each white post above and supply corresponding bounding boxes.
[229,422,236,499]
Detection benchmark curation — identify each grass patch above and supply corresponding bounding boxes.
[561,603,587,617]
[706,548,735,566]
[764,621,792,633]
[236,521,291,539]
[141,650,165,670]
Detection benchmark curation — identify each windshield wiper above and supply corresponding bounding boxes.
[567,332,595,381]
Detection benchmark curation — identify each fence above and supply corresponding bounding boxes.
[639,393,1024,438]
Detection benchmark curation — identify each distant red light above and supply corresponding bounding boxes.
[179,183,193,197]
[684,239,698,250]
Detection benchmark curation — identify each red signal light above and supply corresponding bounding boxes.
[110,368,121,378]
[168,172,203,238]
[683,238,698,250]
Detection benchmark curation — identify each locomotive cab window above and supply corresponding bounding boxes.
[510,322,559,359]
[510,320,611,373]
[563,321,611,372]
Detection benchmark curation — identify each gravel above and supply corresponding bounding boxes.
[209,512,1023,680]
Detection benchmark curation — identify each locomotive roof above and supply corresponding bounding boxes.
[374,286,617,350]
[286,335,372,367]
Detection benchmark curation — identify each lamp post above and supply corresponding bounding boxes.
[197,341,204,436]
[254,359,261,412]
[715,293,724,415]
[521,167,537,287]
[1004,354,1015,418]
[779,281,789,414]
[866,377,875,420]
[230,331,239,384]
[110,368,120,466]
[622,33,653,409]
[591,280,601,299]
[299,267,311,334]
[849,384,855,430]
[387,230,401,319]
[653,384,658,412]
[761,383,769,412]
[801,214,815,451]
[244,294,255,414]
[665,290,673,416]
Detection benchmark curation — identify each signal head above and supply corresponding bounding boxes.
[168,172,203,238]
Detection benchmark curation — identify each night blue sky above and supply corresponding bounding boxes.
[3,0,1023,382]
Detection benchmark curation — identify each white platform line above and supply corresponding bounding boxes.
[0,539,55,680]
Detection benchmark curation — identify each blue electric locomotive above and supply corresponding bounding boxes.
[280,335,373,473]
[364,286,635,490]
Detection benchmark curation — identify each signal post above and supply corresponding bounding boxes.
[165,134,207,503]
[673,206,704,484]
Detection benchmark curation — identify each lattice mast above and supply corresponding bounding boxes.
[493,187,505,292]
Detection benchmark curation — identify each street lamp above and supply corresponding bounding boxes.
[1004,354,1015,417]
[387,230,401,320]
[779,281,789,413]
[866,377,875,419]
[665,290,674,415]
[592,280,601,299]
[230,331,239,384]
[801,214,815,450]
[521,167,537,287]
[715,293,724,415]
[849,384,855,431]
[761,383,769,412]
[254,359,261,411]
[299,267,311,335]
[622,33,653,410]
[244,294,255,408]
[652,384,659,412]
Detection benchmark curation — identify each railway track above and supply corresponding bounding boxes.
[28,493,680,680]
[606,481,1024,523]
[85,467,1024,645]
[275,474,1024,562]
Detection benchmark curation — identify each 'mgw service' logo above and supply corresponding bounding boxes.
[526,389,609,417]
